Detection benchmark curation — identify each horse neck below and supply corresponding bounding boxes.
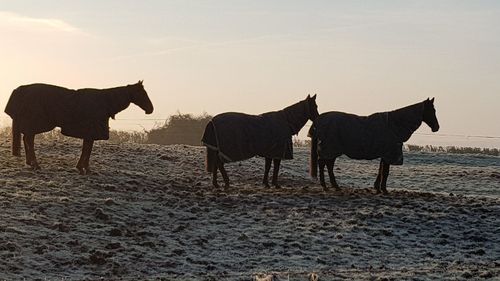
[282,100,309,135]
[388,102,424,142]
[105,86,132,118]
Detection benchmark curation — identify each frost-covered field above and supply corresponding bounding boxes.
[0,138,499,280]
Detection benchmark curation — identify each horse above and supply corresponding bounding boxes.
[309,98,439,193]
[4,81,154,174]
[202,94,319,188]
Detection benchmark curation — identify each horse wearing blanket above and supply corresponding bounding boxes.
[5,81,153,174]
[309,98,439,193]
[202,95,319,188]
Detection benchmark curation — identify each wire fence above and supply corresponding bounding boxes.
[1,116,500,140]
[1,116,499,153]
[112,118,500,139]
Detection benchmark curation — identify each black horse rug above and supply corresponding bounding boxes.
[309,103,424,165]
[5,84,132,140]
[202,102,311,163]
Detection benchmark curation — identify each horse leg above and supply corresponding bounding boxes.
[23,134,31,166]
[380,161,390,194]
[326,158,340,190]
[30,135,40,170]
[211,155,220,188]
[24,134,39,170]
[374,160,383,191]
[271,158,281,188]
[218,161,230,188]
[83,139,94,175]
[319,159,327,189]
[76,140,86,174]
[263,158,272,188]
[207,149,220,188]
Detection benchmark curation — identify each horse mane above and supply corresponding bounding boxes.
[282,99,310,135]
[102,85,133,119]
[387,101,425,142]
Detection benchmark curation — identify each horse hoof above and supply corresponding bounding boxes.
[263,182,271,188]
[28,161,40,170]
[309,273,319,281]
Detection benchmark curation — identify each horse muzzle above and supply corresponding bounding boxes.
[144,106,154,115]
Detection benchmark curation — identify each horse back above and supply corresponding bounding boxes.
[315,111,369,139]
[5,84,73,133]
[4,84,109,139]
[315,111,400,161]
[5,84,71,115]
[203,112,263,162]
[203,112,292,162]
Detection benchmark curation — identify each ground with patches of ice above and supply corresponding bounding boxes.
[0,139,498,280]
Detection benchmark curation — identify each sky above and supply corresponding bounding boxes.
[0,0,499,147]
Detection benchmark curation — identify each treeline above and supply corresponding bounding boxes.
[0,114,498,156]
[293,139,498,156]
[0,113,211,146]
[406,144,499,156]
[0,126,148,144]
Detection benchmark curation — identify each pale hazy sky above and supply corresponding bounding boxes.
[1,1,499,147]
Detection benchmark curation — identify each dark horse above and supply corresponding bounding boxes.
[202,95,319,188]
[4,81,154,174]
[309,98,439,193]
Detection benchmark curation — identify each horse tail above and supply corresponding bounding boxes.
[202,121,218,172]
[310,136,318,178]
[206,147,217,173]
[12,119,21,156]
[309,125,318,178]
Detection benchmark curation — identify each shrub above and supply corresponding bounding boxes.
[146,112,212,146]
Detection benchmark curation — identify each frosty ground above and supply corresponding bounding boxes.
[0,138,499,280]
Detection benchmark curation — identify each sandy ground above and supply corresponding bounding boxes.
[0,138,499,280]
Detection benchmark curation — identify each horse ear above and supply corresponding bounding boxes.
[312,94,317,100]
[307,94,311,99]
[138,80,143,85]
[431,97,435,103]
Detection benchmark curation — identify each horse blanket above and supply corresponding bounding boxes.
[5,84,113,140]
[202,111,294,162]
[310,111,404,165]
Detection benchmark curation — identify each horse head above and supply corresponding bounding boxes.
[306,94,319,121]
[129,80,154,114]
[423,97,439,132]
